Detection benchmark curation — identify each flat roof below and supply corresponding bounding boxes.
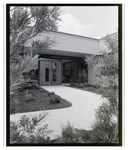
[42,30,100,41]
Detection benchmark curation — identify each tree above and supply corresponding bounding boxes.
[10,6,61,112]
[85,33,119,143]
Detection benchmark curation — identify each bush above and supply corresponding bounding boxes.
[48,92,55,96]
[55,95,61,103]
[58,122,87,143]
[49,95,61,104]
[58,122,76,143]
[49,98,55,104]
[91,101,118,143]
[10,113,53,143]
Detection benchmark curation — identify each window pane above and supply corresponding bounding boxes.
[53,63,56,81]
[45,68,49,82]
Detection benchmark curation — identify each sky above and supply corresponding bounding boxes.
[58,6,118,39]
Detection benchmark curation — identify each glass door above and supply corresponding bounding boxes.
[39,60,61,86]
[51,61,61,85]
[39,60,51,86]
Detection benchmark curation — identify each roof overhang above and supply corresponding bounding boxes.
[37,49,90,58]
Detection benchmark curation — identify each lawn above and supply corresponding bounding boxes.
[10,86,72,114]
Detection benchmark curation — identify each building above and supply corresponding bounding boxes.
[25,31,116,86]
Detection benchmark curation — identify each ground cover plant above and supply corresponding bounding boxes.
[10,85,72,114]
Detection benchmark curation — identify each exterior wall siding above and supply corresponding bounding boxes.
[88,66,94,85]
[26,31,101,55]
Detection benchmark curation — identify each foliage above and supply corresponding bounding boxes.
[57,122,96,143]
[88,33,119,143]
[77,69,87,85]
[92,101,118,143]
[48,92,55,96]
[10,6,61,89]
[49,95,61,104]
[10,112,53,143]
[10,6,61,112]
[57,122,81,143]
[48,92,61,104]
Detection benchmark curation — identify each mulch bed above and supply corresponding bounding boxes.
[10,87,72,114]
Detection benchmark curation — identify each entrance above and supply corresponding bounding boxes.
[38,60,61,86]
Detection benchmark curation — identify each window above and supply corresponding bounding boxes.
[45,63,49,82]
[53,63,56,81]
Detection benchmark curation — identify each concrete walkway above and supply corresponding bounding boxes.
[10,85,103,140]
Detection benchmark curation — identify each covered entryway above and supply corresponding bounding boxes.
[25,31,101,86]
[38,54,88,86]
[38,60,61,86]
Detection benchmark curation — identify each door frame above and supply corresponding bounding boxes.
[38,59,62,86]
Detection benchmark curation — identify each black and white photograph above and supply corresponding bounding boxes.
[6,4,122,146]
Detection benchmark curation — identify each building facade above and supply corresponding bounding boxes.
[25,31,112,86]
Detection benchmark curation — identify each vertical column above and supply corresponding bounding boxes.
[38,60,40,85]
[74,58,76,83]
[60,57,62,84]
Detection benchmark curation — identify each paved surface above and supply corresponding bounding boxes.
[10,85,102,139]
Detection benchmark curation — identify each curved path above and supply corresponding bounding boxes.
[10,85,102,139]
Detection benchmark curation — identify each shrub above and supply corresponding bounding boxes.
[58,122,75,143]
[58,122,87,143]
[10,113,53,143]
[48,92,55,96]
[49,95,61,104]
[91,101,118,143]
[55,95,61,103]
[49,98,55,104]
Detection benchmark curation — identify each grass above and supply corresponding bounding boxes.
[11,87,72,114]
[65,84,100,95]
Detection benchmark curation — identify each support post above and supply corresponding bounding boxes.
[60,57,62,84]
[38,60,40,85]
[74,58,76,83]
